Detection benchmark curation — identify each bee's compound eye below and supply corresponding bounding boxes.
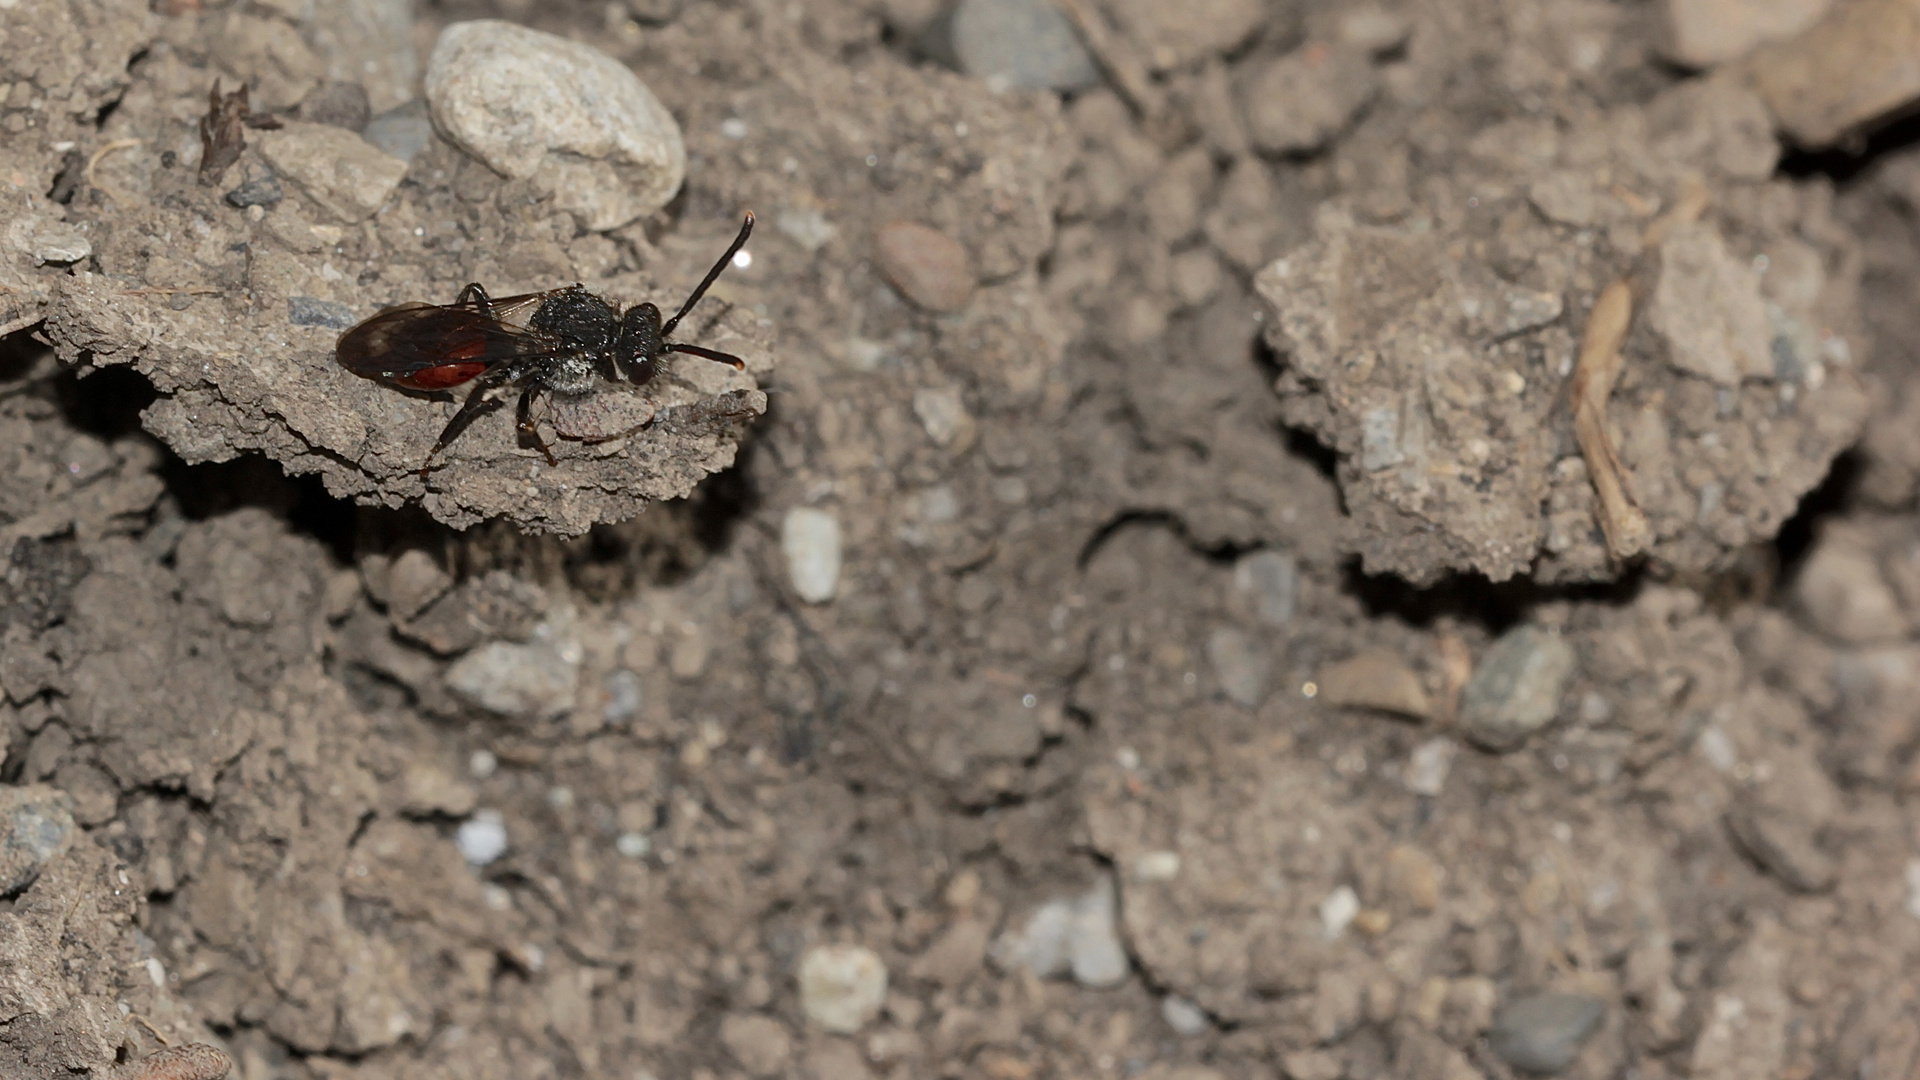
[631,356,657,384]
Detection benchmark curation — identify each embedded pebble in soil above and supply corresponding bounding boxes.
[798,944,889,1033]
[28,222,91,266]
[1457,626,1576,751]
[990,874,1130,988]
[782,507,843,604]
[0,785,75,896]
[1489,992,1607,1075]
[361,99,435,164]
[444,640,581,720]
[1656,0,1831,67]
[255,123,408,223]
[1316,649,1430,720]
[1404,738,1457,796]
[1161,995,1209,1036]
[874,221,976,312]
[400,763,477,818]
[1206,626,1269,707]
[287,296,358,329]
[385,550,454,621]
[456,810,509,866]
[1231,549,1297,626]
[947,0,1101,91]
[719,1014,793,1078]
[1725,802,1837,893]
[426,19,686,230]
[224,171,284,209]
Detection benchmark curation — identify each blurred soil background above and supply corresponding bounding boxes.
[4,0,1920,1077]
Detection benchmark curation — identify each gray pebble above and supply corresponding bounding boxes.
[225,171,284,209]
[361,99,435,164]
[1490,992,1606,1074]
[1161,995,1210,1036]
[426,20,685,231]
[1458,625,1575,752]
[1206,625,1269,707]
[288,296,358,329]
[445,640,580,721]
[1,785,76,896]
[1232,549,1298,626]
[947,0,1101,91]
[1725,802,1836,893]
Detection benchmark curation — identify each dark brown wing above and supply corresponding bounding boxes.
[335,299,562,391]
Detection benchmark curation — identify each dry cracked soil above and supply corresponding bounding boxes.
[4,0,1920,1078]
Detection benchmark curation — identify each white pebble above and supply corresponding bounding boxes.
[469,749,498,779]
[1320,884,1359,938]
[782,507,842,604]
[1161,995,1210,1036]
[1133,850,1182,882]
[798,944,888,1033]
[1405,738,1456,797]
[616,832,652,859]
[457,810,509,866]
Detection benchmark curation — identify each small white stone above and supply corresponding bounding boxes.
[469,749,498,779]
[1320,884,1360,938]
[798,944,888,1033]
[1133,850,1182,882]
[445,640,580,721]
[782,507,842,604]
[1405,738,1457,797]
[1161,995,1210,1036]
[616,832,652,859]
[457,810,509,866]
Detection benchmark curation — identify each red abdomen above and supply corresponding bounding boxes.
[398,362,488,390]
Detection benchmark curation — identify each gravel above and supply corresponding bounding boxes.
[425,19,686,231]
[455,809,508,866]
[1206,625,1269,707]
[1161,995,1210,1036]
[255,122,408,223]
[444,640,581,721]
[224,171,284,208]
[1458,625,1577,751]
[990,874,1131,988]
[947,0,1101,91]
[1231,549,1297,626]
[797,944,889,1033]
[874,220,976,312]
[782,507,843,604]
[1489,992,1607,1074]
[0,785,76,896]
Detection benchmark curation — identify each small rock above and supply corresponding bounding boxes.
[604,669,644,723]
[288,296,358,329]
[445,640,580,720]
[947,0,1101,90]
[1320,884,1360,938]
[225,170,285,208]
[1657,0,1830,66]
[1404,738,1457,796]
[1794,525,1907,643]
[1109,0,1265,70]
[908,918,991,986]
[1648,222,1775,385]
[1458,625,1576,752]
[991,874,1130,988]
[256,122,408,223]
[1207,626,1270,707]
[1725,803,1836,892]
[1132,850,1181,881]
[297,80,372,131]
[798,944,889,1033]
[1748,0,1920,146]
[1383,844,1442,912]
[875,220,976,312]
[426,20,686,230]
[1231,549,1298,626]
[1317,648,1431,719]
[1489,992,1607,1075]
[0,785,75,895]
[385,550,453,621]
[362,99,436,164]
[912,387,977,450]
[782,507,843,604]
[400,763,477,817]
[455,809,508,866]
[720,1014,793,1078]
[28,222,90,266]
[776,206,838,252]
[1241,43,1376,155]
[1161,995,1210,1036]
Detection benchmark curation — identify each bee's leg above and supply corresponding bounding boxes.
[453,282,494,316]
[420,374,510,481]
[516,385,557,466]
